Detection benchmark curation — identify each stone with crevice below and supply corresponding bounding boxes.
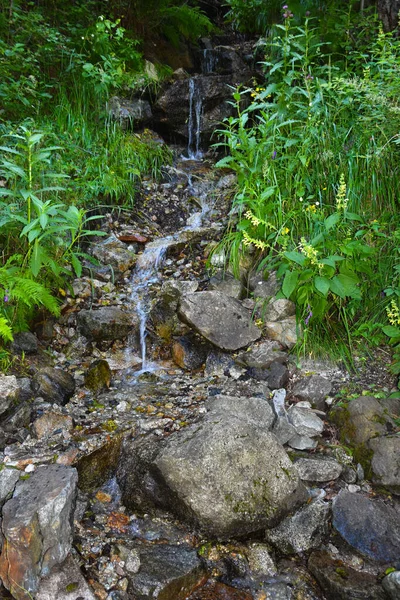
[0,464,78,599]
[178,291,261,351]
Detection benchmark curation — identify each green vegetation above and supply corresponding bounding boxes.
[215,2,400,369]
[0,0,212,347]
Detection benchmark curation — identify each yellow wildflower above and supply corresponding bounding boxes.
[299,237,319,265]
[336,174,349,211]
[386,299,400,326]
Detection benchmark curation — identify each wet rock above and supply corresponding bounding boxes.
[265,500,329,554]
[287,405,324,438]
[332,396,395,446]
[264,317,299,349]
[292,375,332,410]
[18,377,33,403]
[77,436,122,492]
[308,550,387,600]
[11,331,38,355]
[107,96,152,128]
[127,543,205,600]
[0,468,20,508]
[208,271,244,299]
[246,543,277,577]
[172,334,209,371]
[382,571,400,600]
[0,375,20,416]
[332,490,400,563]
[186,581,252,600]
[32,367,75,406]
[368,435,400,494]
[84,359,112,393]
[32,410,73,439]
[294,457,343,482]
[248,270,280,299]
[0,465,78,599]
[90,235,136,279]
[235,340,288,369]
[161,279,199,301]
[77,307,133,342]
[264,299,296,322]
[119,395,307,539]
[36,554,96,600]
[154,75,248,146]
[178,291,261,351]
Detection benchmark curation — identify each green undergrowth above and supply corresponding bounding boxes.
[214,4,400,372]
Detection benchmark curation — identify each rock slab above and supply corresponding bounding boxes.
[178,291,261,351]
[0,465,78,599]
[332,490,400,564]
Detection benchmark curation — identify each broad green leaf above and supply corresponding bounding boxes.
[382,325,400,338]
[282,270,299,298]
[283,251,306,266]
[324,212,340,231]
[345,212,364,222]
[314,276,330,296]
[330,274,360,299]
[30,241,44,276]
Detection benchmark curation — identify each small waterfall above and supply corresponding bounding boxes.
[202,48,218,74]
[128,238,172,372]
[187,78,203,160]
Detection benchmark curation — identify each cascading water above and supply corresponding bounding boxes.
[187,78,203,160]
[202,48,218,74]
[128,238,172,373]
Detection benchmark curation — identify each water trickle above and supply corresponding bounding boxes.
[128,238,172,373]
[187,78,203,160]
[202,48,218,74]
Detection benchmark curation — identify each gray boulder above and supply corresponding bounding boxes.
[292,375,332,410]
[208,271,244,299]
[369,435,400,494]
[264,299,296,322]
[235,340,288,369]
[248,270,280,299]
[0,465,78,599]
[107,96,152,128]
[309,550,387,600]
[265,500,329,554]
[118,396,307,539]
[0,375,20,416]
[287,405,324,438]
[332,490,400,563]
[36,555,96,600]
[294,457,343,482]
[32,367,75,405]
[0,468,20,508]
[382,571,400,600]
[11,331,38,355]
[90,234,136,279]
[332,396,395,446]
[264,317,299,349]
[127,543,204,600]
[77,307,133,342]
[178,291,261,351]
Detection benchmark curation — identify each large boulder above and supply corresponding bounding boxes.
[77,307,133,342]
[107,96,152,128]
[368,435,400,494]
[332,490,400,564]
[118,395,307,539]
[178,291,261,351]
[332,396,396,446]
[0,375,20,416]
[0,465,78,599]
[32,367,75,405]
[309,550,387,600]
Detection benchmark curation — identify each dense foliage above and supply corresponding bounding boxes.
[216,2,400,368]
[0,0,212,346]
